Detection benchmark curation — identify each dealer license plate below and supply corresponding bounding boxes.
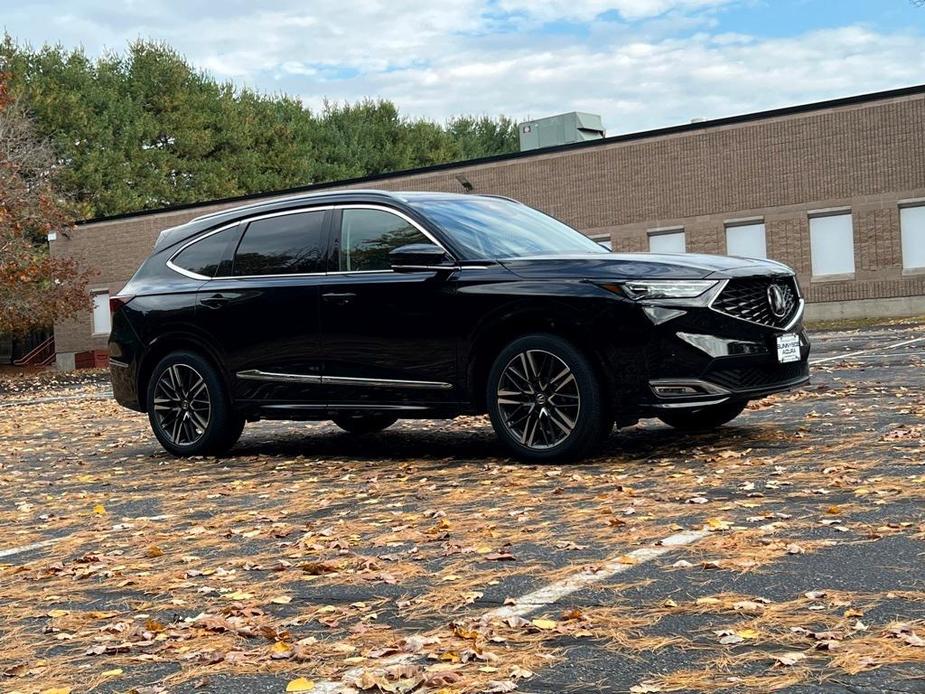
[776,333,801,363]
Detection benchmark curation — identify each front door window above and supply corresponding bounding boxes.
[338,208,430,272]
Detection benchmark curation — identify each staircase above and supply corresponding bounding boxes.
[13,336,56,367]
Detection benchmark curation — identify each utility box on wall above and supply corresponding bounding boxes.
[518,112,605,151]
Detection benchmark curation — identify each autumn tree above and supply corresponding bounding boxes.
[0,73,93,335]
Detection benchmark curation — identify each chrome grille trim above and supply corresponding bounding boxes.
[710,276,801,329]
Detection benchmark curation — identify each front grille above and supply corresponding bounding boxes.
[712,277,798,328]
[706,360,808,391]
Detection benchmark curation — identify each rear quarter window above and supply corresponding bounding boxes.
[171,225,240,278]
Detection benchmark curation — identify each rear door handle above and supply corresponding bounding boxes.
[322,292,356,306]
[200,293,230,309]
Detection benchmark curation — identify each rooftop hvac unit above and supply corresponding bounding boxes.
[518,112,605,151]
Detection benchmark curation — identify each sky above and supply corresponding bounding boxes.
[2,0,925,134]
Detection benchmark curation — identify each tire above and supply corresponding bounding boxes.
[332,413,398,434]
[486,334,607,462]
[657,401,747,432]
[146,350,244,457]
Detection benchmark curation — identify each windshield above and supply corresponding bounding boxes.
[409,197,609,260]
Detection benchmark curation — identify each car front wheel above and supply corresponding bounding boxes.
[146,351,244,457]
[487,334,607,462]
[657,401,747,431]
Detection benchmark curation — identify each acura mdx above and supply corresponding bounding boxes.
[109,190,810,461]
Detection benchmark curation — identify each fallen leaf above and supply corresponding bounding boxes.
[224,591,254,601]
[286,677,316,692]
[531,618,558,630]
[774,652,807,666]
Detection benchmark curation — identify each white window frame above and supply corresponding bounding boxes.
[91,289,111,337]
[647,227,686,254]
[808,210,855,280]
[724,220,767,259]
[900,203,925,272]
[590,234,613,251]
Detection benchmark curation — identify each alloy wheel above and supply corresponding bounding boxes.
[153,364,212,446]
[496,349,580,449]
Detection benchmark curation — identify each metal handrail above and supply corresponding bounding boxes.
[12,335,55,367]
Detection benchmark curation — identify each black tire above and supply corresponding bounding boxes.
[657,401,747,431]
[332,413,399,434]
[486,334,607,462]
[146,350,244,457]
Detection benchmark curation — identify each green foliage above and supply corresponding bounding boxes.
[0,37,520,219]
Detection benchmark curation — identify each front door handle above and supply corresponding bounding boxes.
[200,293,230,309]
[322,292,356,306]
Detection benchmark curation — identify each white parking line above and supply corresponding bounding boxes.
[310,528,709,693]
[0,537,60,559]
[810,335,925,365]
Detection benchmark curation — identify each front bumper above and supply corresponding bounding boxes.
[633,299,811,412]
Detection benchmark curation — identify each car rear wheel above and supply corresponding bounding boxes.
[332,413,398,434]
[146,351,244,457]
[657,401,747,431]
[487,334,607,462]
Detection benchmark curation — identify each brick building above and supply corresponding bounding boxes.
[50,85,925,370]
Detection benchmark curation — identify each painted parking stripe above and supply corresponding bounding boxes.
[482,529,708,621]
[810,335,925,365]
[310,529,709,693]
[0,537,60,559]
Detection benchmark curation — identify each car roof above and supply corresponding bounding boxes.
[154,189,516,253]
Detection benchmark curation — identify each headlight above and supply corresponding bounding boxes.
[599,280,718,300]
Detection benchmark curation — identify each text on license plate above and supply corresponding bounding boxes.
[776,333,801,363]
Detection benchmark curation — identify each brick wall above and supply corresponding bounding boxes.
[51,91,925,356]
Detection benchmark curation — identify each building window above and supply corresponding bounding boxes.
[91,291,111,336]
[648,229,685,254]
[809,212,854,278]
[591,235,612,251]
[900,205,925,271]
[725,222,767,259]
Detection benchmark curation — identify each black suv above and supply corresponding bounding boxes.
[109,190,809,461]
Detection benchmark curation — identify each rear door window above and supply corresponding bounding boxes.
[338,208,430,272]
[171,225,239,278]
[234,210,328,276]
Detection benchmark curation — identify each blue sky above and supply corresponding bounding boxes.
[2,0,924,133]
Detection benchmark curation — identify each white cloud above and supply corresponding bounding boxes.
[3,2,924,135]
[496,0,735,22]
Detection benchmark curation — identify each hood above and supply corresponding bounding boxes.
[500,252,793,280]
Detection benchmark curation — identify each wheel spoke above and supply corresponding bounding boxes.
[497,389,533,406]
[547,405,576,435]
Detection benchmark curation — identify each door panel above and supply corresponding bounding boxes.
[321,207,459,405]
[193,208,331,403]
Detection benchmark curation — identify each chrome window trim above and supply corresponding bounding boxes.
[167,203,460,281]
[167,206,334,281]
[236,369,452,390]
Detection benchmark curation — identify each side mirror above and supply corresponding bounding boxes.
[389,243,455,272]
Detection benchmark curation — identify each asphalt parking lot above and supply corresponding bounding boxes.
[1,321,924,694]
